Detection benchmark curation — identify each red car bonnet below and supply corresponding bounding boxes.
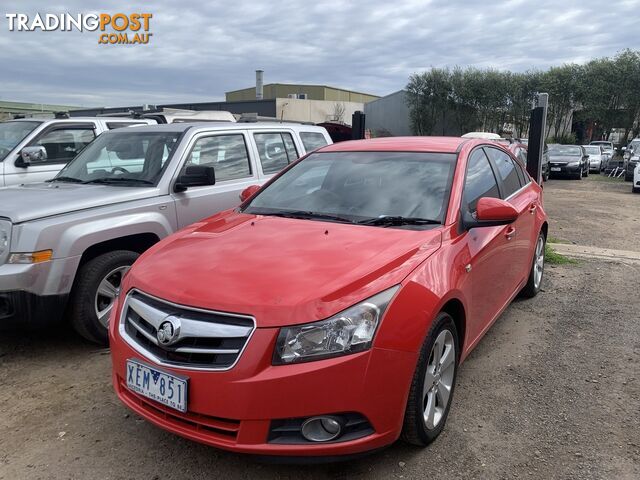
[124,210,442,327]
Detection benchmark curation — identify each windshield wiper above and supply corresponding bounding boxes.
[256,209,355,224]
[47,176,84,183]
[83,177,154,185]
[357,216,441,227]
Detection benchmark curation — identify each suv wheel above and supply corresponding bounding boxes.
[69,250,139,344]
[401,312,459,446]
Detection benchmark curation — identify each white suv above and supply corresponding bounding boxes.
[0,117,156,186]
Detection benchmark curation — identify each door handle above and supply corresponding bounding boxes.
[505,226,516,240]
[529,204,537,214]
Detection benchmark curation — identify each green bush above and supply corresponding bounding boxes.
[547,133,577,145]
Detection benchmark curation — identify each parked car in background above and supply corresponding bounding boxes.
[547,144,589,179]
[0,122,331,343]
[507,142,549,182]
[623,139,640,181]
[633,163,640,193]
[0,116,156,186]
[110,136,548,458]
[583,145,606,173]
[590,140,615,163]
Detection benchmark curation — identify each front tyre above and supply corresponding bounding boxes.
[69,250,139,344]
[401,312,459,446]
[520,232,546,298]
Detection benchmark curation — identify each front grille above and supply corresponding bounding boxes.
[120,289,255,370]
[118,378,240,441]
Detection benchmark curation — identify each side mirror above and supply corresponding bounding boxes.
[239,184,261,202]
[16,146,47,167]
[463,197,518,230]
[174,165,215,192]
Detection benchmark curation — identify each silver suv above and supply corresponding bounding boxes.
[0,122,331,343]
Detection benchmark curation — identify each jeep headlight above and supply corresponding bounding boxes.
[0,219,11,264]
[273,286,399,365]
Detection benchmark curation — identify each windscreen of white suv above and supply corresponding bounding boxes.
[0,121,42,161]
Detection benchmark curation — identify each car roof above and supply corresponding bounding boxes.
[3,117,148,123]
[105,122,328,134]
[318,137,469,154]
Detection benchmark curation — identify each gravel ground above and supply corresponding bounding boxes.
[1,176,639,480]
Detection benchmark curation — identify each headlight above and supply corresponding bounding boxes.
[0,219,11,264]
[273,286,399,365]
[567,161,580,166]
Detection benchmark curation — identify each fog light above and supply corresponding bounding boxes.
[301,416,343,442]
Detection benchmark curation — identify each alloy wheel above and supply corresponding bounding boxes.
[534,235,545,289]
[95,265,129,328]
[422,329,455,430]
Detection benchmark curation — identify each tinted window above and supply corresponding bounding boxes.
[548,145,582,156]
[185,134,251,182]
[485,147,521,198]
[245,152,456,225]
[254,132,299,174]
[463,149,500,211]
[300,132,328,152]
[34,127,95,163]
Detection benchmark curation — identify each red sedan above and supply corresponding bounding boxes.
[109,136,548,458]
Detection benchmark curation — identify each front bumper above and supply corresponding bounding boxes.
[111,325,418,456]
[549,164,581,176]
[0,255,80,296]
[0,256,79,327]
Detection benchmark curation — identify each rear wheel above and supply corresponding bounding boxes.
[521,232,545,298]
[401,312,458,446]
[69,250,139,344]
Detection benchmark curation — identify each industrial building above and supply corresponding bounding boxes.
[69,71,379,126]
[0,100,78,120]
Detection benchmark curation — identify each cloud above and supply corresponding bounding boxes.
[0,0,638,107]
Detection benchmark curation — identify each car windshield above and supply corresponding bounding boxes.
[243,151,456,227]
[0,120,42,161]
[549,145,582,156]
[591,142,612,151]
[52,130,181,186]
[584,146,601,155]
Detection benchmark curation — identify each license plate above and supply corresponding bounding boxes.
[550,167,561,172]
[126,359,188,412]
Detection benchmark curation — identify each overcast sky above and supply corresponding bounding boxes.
[1,0,638,107]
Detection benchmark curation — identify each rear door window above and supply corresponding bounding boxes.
[300,132,328,152]
[253,132,299,174]
[485,147,522,197]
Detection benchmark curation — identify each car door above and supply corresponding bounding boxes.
[484,146,536,292]
[172,131,260,228]
[4,122,97,185]
[460,147,510,343]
